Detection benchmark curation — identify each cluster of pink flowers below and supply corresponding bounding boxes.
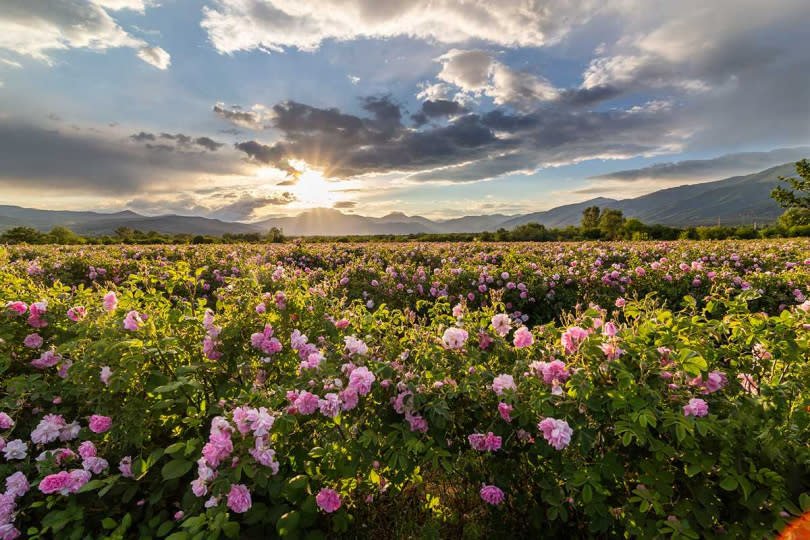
[0,471,29,539]
[30,349,61,370]
[250,324,282,359]
[529,359,570,395]
[103,291,118,312]
[491,314,511,337]
[88,415,112,434]
[498,402,513,422]
[344,335,368,356]
[391,390,428,433]
[227,483,252,513]
[683,398,709,417]
[24,301,48,329]
[315,488,341,513]
[38,470,91,496]
[537,418,573,450]
[441,327,468,349]
[202,309,223,360]
[479,484,505,505]
[30,414,79,444]
[513,326,534,348]
[23,333,43,349]
[491,374,516,395]
[123,310,144,331]
[468,432,502,452]
[66,306,86,322]
[599,341,625,361]
[690,370,727,394]
[4,301,27,317]
[561,326,588,355]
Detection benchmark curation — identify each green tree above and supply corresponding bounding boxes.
[47,226,82,244]
[0,226,44,244]
[771,158,810,209]
[266,227,285,243]
[581,206,601,229]
[777,207,810,228]
[598,209,625,239]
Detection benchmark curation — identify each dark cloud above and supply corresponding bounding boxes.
[558,85,622,107]
[130,131,156,142]
[208,192,298,221]
[195,137,224,151]
[0,122,244,194]
[130,131,224,152]
[590,147,810,181]
[235,94,679,182]
[213,104,264,129]
[412,99,467,125]
[333,201,357,209]
[160,133,192,146]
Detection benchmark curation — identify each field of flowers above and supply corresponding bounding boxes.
[1,240,809,539]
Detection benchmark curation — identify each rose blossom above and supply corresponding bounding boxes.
[316,488,341,513]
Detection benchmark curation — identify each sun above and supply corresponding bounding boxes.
[292,168,334,207]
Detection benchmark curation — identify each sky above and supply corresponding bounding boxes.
[0,0,808,222]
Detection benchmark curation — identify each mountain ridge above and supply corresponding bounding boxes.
[0,163,797,236]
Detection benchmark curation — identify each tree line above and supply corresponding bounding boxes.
[2,159,808,245]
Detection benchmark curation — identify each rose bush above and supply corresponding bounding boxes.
[0,240,808,538]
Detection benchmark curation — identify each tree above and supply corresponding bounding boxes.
[771,159,810,209]
[581,206,601,229]
[115,226,133,241]
[0,226,43,244]
[47,226,82,244]
[777,207,810,228]
[266,227,285,243]
[598,209,625,239]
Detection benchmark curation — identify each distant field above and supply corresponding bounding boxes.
[1,240,809,538]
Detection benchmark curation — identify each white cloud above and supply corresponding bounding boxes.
[91,0,149,12]
[433,49,558,111]
[0,58,22,68]
[200,0,604,54]
[347,75,360,84]
[0,0,167,69]
[136,46,171,70]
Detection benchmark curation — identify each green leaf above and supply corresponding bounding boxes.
[166,442,187,455]
[162,458,193,480]
[719,477,738,491]
[101,518,117,530]
[277,511,301,537]
[222,522,240,539]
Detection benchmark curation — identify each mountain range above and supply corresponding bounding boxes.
[0,163,796,236]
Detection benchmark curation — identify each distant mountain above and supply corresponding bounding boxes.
[0,162,798,236]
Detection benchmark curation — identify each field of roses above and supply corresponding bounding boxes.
[1,240,809,539]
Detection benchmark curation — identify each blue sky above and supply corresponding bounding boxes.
[0,0,808,221]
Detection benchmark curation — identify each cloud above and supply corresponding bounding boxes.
[213,103,273,129]
[91,0,149,12]
[195,136,225,151]
[0,0,167,68]
[0,58,22,68]
[589,147,810,182]
[207,192,297,221]
[130,132,225,151]
[136,46,171,70]
[130,131,156,142]
[233,94,683,182]
[433,49,559,111]
[200,0,603,54]
[411,99,467,125]
[0,121,246,195]
[333,201,357,209]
